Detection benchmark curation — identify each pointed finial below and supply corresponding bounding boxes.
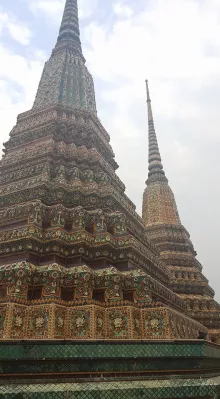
[145,79,151,102]
[54,0,82,56]
[145,79,154,121]
[145,80,167,184]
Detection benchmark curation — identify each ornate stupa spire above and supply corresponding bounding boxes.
[32,0,97,113]
[143,80,181,226]
[145,80,167,184]
[142,82,219,342]
[55,0,82,55]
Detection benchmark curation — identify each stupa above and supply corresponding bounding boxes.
[0,0,203,345]
[0,1,220,397]
[143,80,220,343]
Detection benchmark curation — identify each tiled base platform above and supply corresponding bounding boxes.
[1,340,220,398]
[0,378,220,399]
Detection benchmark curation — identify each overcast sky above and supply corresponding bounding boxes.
[0,0,220,300]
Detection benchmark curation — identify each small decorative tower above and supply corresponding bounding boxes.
[143,80,220,342]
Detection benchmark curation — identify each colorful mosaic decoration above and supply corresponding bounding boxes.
[0,261,207,340]
[0,0,217,395]
[0,0,214,343]
[142,80,220,343]
[1,0,220,396]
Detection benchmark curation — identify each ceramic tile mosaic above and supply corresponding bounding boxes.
[0,341,214,361]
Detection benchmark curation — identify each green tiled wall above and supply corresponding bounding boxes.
[0,341,220,398]
[0,341,214,361]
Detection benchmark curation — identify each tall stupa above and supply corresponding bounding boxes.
[0,1,220,397]
[142,80,220,343]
